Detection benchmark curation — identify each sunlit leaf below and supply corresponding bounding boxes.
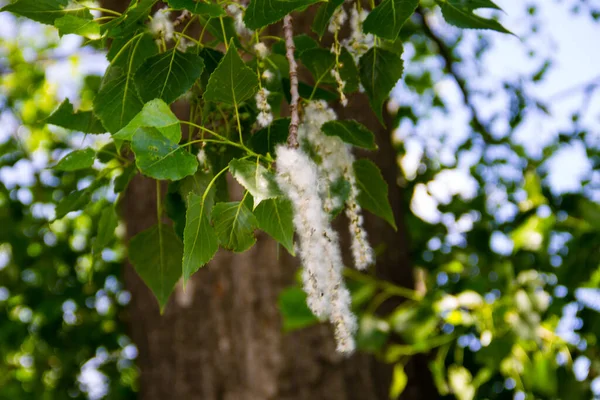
[1,0,91,25]
[229,159,281,209]
[113,99,181,142]
[53,148,95,171]
[436,0,512,34]
[131,127,198,180]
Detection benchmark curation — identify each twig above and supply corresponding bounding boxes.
[173,10,191,28]
[547,75,600,102]
[283,15,299,148]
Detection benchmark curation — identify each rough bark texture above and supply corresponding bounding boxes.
[104,1,437,399]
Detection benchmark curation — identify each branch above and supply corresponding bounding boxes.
[547,75,600,102]
[283,15,299,148]
[417,8,497,143]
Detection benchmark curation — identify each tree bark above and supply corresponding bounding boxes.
[103,1,436,398]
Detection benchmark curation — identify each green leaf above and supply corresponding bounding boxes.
[114,165,137,193]
[165,183,187,239]
[254,198,295,255]
[56,190,91,219]
[211,201,257,252]
[436,0,512,34]
[129,224,183,312]
[389,363,408,399]
[359,47,404,124]
[131,127,198,181]
[103,0,157,38]
[327,177,351,217]
[300,48,337,85]
[198,47,224,88]
[53,148,95,171]
[321,120,377,150]
[106,32,158,70]
[244,0,323,30]
[167,0,225,16]
[272,34,318,57]
[94,70,145,134]
[1,0,91,25]
[229,159,281,209]
[353,159,396,230]
[179,168,216,210]
[94,206,119,253]
[301,48,359,93]
[96,142,118,163]
[95,34,158,133]
[55,14,101,39]
[363,0,419,40]
[339,47,360,93]
[204,41,259,106]
[134,49,205,104]
[113,99,181,142]
[312,0,344,38]
[55,179,104,219]
[46,99,105,134]
[249,118,290,155]
[182,193,219,282]
[278,286,319,332]
[198,16,241,47]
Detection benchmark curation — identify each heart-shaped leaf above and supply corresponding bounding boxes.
[53,148,96,171]
[359,47,404,124]
[134,49,205,104]
[321,120,377,150]
[436,0,512,34]
[113,99,181,142]
[254,198,295,254]
[131,127,198,181]
[211,201,257,252]
[182,193,219,283]
[204,41,258,106]
[363,0,419,40]
[354,159,396,230]
[129,223,183,312]
[229,159,281,209]
[244,0,323,30]
[46,99,105,134]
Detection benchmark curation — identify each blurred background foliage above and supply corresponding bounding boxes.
[1,0,599,399]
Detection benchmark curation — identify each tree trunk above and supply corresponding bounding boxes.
[104,1,436,398]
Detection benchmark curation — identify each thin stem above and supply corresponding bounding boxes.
[260,35,285,42]
[220,17,229,50]
[283,15,300,148]
[110,32,144,65]
[156,180,162,224]
[85,6,121,16]
[202,164,230,202]
[234,103,244,146]
[173,31,201,45]
[343,268,421,301]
